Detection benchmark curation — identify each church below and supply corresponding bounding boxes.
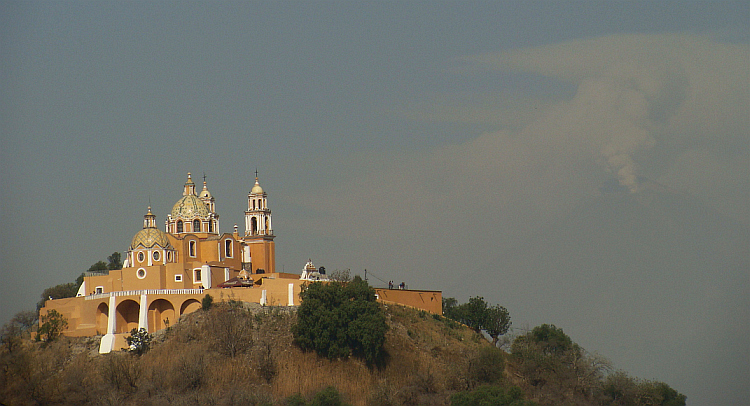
[40,173,441,353]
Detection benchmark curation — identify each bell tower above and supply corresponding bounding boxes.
[241,171,275,273]
[244,171,273,237]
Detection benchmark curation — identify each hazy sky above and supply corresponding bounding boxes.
[1,2,748,405]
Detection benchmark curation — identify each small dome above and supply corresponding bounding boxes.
[171,194,210,218]
[199,183,212,199]
[251,178,264,194]
[131,228,172,249]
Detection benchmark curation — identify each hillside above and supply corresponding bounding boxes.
[1,303,498,406]
[0,302,685,406]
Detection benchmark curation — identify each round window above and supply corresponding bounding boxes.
[137,252,145,262]
[153,251,160,261]
[137,268,147,279]
[167,251,172,261]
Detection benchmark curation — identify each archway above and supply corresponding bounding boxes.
[115,299,140,333]
[148,299,175,332]
[180,299,201,316]
[96,302,109,335]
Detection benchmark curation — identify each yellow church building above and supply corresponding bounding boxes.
[40,173,441,353]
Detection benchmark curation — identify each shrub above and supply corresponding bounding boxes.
[207,301,253,357]
[292,276,387,366]
[466,347,505,389]
[201,293,213,311]
[37,310,67,342]
[310,386,349,406]
[126,328,151,355]
[450,384,537,406]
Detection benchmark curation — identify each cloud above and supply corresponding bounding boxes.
[293,33,749,273]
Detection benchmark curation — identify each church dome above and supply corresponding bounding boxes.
[131,228,172,249]
[171,195,210,218]
[251,178,264,194]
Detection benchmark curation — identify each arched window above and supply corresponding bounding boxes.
[137,252,145,263]
[177,220,183,233]
[189,241,196,257]
[225,240,232,257]
[193,219,201,232]
[250,217,257,235]
[153,251,160,261]
[208,221,213,233]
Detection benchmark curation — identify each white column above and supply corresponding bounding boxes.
[288,283,295,306]
[138,294,148,331]
[201,264,211,289]
[224,268,230,282]
[261,290,267,306]
[107,295,116,334]
[99,294,117,354]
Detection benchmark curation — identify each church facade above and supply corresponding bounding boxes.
[39,173,441,353]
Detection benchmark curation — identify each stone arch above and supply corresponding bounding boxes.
[115,299,140,333]
[96,302,109,335]
[180,299,201,316]
[148,299,175,332]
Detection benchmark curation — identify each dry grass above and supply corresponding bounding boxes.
[0,304,499,406]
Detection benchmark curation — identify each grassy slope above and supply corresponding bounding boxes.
[0,304,498,406]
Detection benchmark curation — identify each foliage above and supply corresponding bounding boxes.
[310,386,349,406]
[511,324,609,405]
[328,268,352,282]
[292,276,387,366]
[107,251,122,270]
[37,283,78,311]
[600,371,686,406]
[126,328,152,355]
[451,384,538,406]
[201,293,214,311]
[37,309,68,342]
[207,301,253,357]
[87,260,108,273]
[443,296,511,345]
[0,312,35,353]
[466,346,506,389]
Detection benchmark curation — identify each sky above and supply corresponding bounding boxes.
[1,2,748,405]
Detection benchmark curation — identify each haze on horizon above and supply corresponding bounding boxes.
[1,2,748,405]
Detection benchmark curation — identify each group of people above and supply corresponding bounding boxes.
[387,281,406,290]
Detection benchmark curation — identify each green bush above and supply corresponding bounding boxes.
[450,384,537,406]
[292,276,387,366]
[201,294,213,311]
[37,309,67,342]
[126,328,152,355]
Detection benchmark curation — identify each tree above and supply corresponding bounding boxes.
[37,283,79,312]
[443,296,512,345]
[87,261,108,273]
[126,328,152,355]
[107,252,122,270]
[511,324,609,404]
[201,294,213,311]
[37,309,68,342]
[207,301,253,357]
[293,276,387,366]
[450,385,538,406]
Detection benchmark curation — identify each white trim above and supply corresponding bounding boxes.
[193,268,202,283]
[137,268,147,279]
[175,274,183,282]
[95,286,104,294]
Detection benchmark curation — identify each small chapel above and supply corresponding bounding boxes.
[40,172,442,353]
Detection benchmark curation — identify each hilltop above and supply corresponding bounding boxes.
[0,301,684,406]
